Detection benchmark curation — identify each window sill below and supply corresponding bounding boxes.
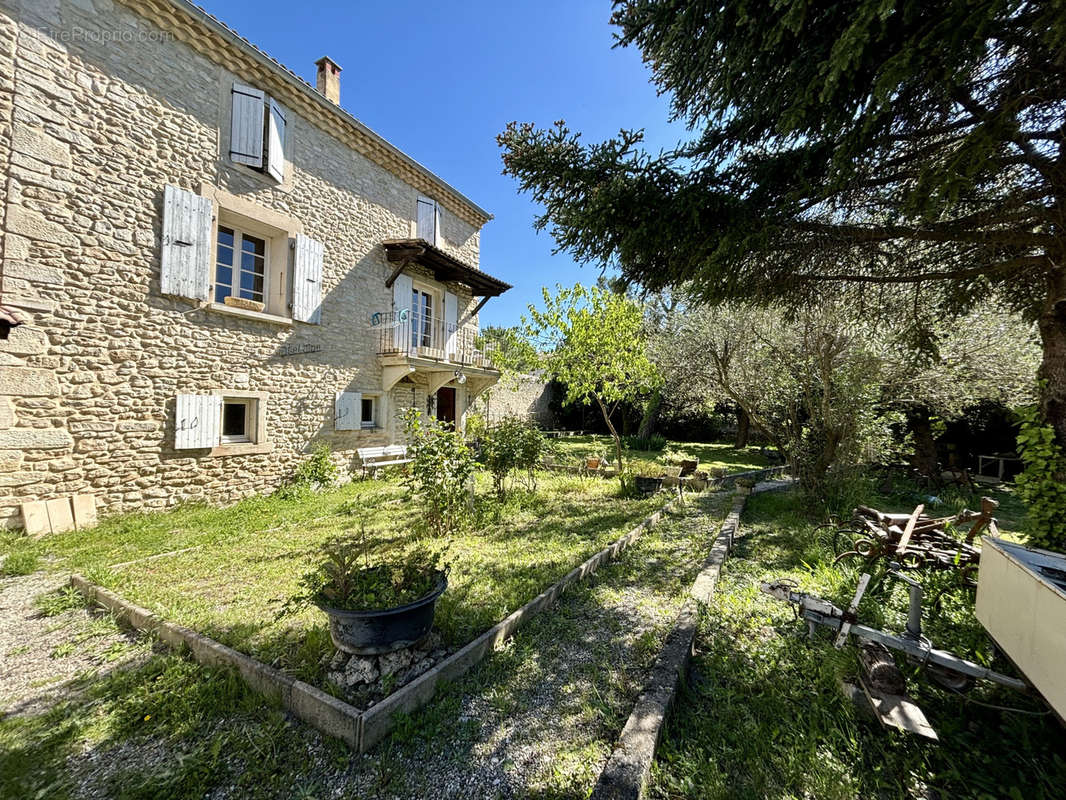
[208,302,292,326]
[208,441,274,457]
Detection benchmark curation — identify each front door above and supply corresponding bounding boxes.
[436,387,456,427]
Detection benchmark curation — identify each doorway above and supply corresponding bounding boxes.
[435,387,456,427]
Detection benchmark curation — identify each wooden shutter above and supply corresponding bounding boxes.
[444,291,458,358]
[230,82,265,167]
[292,234,324,323]
[335,391,361,431]
[392,272,413,351]
[175,394,222,449]
[161,184,212,301]
[266,98,286,182]
[433,202,441,246]
[416,197,436,242]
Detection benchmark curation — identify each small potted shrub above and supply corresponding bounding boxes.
[287,536,447,655]
[632,460,665,496]
[735,477,757,495]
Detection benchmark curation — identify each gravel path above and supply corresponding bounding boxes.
[351,491,731,799]
[0,571,149,720]
[2,492,730,799]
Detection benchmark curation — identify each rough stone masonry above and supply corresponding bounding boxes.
[0,0,500,528]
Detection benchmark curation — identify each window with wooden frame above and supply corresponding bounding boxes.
[215,225,267,306]
[230,82,286,183]
[410,282,440,350]
[174,390,270,456]
[221,397,256,443]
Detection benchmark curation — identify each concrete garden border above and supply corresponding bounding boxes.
[589,490,752,800]
[68,495,684,753]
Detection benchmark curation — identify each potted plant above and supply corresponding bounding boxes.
[735,477,757,495]
[632,460,665,495]
[286,537,447,655]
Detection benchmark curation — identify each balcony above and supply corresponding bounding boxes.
[374,311,500,395]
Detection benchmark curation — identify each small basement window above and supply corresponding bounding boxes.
[361,395,378,429]
[221,397,256,443]
[216,226,267,305]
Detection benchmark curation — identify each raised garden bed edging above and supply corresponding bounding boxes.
[68,494,686,754]
[589,493,749,800]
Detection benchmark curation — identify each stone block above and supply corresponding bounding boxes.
[0,325,48,356]
[0,428,73,449]
[72,494,97,529]
[12,125,72,168]
[20,500,49,536]
[6,206,78,247]
[45,496,74,534]
[0,367,57,396]
[2,260,64,285]
[0,471,41,487]
[0,397,14,428]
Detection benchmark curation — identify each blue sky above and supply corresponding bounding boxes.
[198,0,684,327]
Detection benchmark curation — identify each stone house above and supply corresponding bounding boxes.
[0,0,510,530]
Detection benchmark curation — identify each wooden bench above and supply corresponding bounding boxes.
[356,445,412,478]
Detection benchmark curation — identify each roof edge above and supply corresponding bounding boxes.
[149,0,493,226]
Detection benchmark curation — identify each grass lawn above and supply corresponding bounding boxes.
[0,494,732,800]
[548,435,770,473]
[21,471,671,686]
[649,482,1066,799]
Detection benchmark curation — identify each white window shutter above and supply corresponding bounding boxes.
[175,394,222,449]
[335,391,361,431]
[230,82,265,167]
[433,202,441,246]
[292,234,324,323]
[161,184,212,301]
[444,291,458,358]
[416,197,436,242]
[266,98,286,182]
[392,272,413,351]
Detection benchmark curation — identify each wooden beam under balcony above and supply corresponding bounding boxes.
[382,238,512,297]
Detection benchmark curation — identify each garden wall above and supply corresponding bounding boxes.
[471,373,556,428]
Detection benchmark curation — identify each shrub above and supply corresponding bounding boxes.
[293,443,338,488]
[481,417,548,499]
[464,412,488,442]
[623,433,667,452]
[1014,405,1066,551]
[401,408,476,537]
[284,533,445,614]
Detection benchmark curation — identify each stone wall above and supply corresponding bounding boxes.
[471,374,555,428]
[0,0,490,527]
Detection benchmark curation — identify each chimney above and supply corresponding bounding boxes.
[315,56,341,105]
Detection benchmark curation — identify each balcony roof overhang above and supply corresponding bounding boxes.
[382,238,512,298]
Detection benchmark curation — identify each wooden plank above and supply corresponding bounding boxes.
[20,500,50,537]
[45,497,75,535]
[833,572,871,649]
[71,494,98,530]
[895,504,925,556]
[859,676,939,740]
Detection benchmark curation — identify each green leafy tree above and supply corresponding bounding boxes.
[501,284,659,483]
[497,1,1066,456]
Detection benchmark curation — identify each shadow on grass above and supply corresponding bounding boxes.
[0,647,351,800]
[649,489,1066,800]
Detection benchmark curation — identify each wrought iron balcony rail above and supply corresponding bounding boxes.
[372,310,496,369]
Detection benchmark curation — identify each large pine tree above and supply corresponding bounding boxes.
[498,0,1066,442]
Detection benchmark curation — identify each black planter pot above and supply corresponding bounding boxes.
[635,475,664,495]
[316,571,448,655]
